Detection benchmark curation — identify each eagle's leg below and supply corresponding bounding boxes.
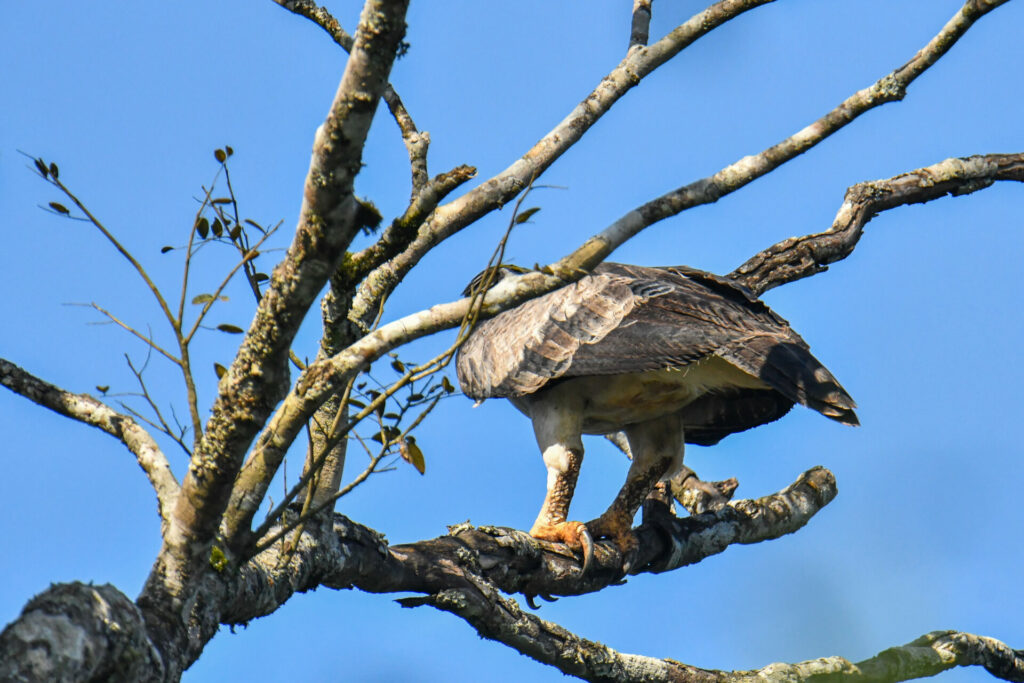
[527,397,594,569]
[587,413,684,570]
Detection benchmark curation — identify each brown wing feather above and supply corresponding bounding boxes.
[456,271,638,398]
[456,263,857,426]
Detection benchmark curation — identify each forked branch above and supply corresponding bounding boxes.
[730,153,1024,295]
[273,0,427,190]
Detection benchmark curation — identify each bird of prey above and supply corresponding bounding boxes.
[456,263,857,569]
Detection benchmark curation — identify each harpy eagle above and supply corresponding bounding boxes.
[456,263,857,569]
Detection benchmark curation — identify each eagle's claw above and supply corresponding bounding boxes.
[585,513,639,577]
[579,526,594,572]
[530,520,594,572]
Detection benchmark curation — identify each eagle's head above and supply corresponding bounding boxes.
[461,263,531,297]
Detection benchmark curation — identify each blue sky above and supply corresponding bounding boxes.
[2,1,1022,681]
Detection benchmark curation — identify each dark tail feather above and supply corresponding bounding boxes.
[720,338,859,427]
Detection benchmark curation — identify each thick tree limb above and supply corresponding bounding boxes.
[221,467,836,619]
[409,581,1024,683]
[0,583,165,683]
[164,0,409,561]
[138,1,411,673]
[730,152,1024,296]
[1,465,1013,682]
[0,357,178,523]
[218,468,1018,683]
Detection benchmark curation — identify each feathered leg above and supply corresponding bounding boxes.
[527,394,594,569]
[587,412,684,571]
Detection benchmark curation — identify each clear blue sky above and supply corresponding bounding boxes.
[2,2,1022,681]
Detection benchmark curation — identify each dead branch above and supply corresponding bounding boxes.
[350,0,776,330]
[0,357,179,523]
[272,0,427,191]
[730,152,1024,295]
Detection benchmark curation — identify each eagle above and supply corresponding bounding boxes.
[456,263,857,570]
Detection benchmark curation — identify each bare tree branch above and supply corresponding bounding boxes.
[223,469,1017,683]
[0,357,179,523]
[138,2,412,669]
[348,0,776,327]
[730,152,1024,295]
[84,302,180,365]
[0,583,165,683]
[344,164,477,329]
[408,580,1024,683]
[273,0,428,191]
[527,0,1013,297]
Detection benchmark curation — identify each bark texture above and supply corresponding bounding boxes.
[2,0,1021,681]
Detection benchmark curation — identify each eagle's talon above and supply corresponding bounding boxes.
[530,520,594,571]
[579,527,594,573]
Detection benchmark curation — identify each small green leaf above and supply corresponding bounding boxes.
[442,376,454,394]
[211,197,233,205]
[48,162,59,179]
[347,399,367,409]
[408,393,424,401]
[95,385,110,394]
[390,359,405,373]
[34,158,49,178]
[372,427,400,445]
[383,412,400,421]
[244,218,262,229]
[192,293,215,305]
[214,148,226,163]
[400,437,426,475]
[254,273,269,283]
[217,324,244,334]
[161,246,175,254]
[229,225,242,240]
[196,217,209,239]
[515,207,541,224]
[214,363,228,379]
[225,145,234,157]
[211,218,223,237]
[49,202,69,214]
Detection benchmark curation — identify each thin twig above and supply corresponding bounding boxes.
[82,303,180,364]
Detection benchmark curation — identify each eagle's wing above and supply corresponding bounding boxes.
[456,268,642,399]
[455,263,857,426]
[568,264,857,425]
